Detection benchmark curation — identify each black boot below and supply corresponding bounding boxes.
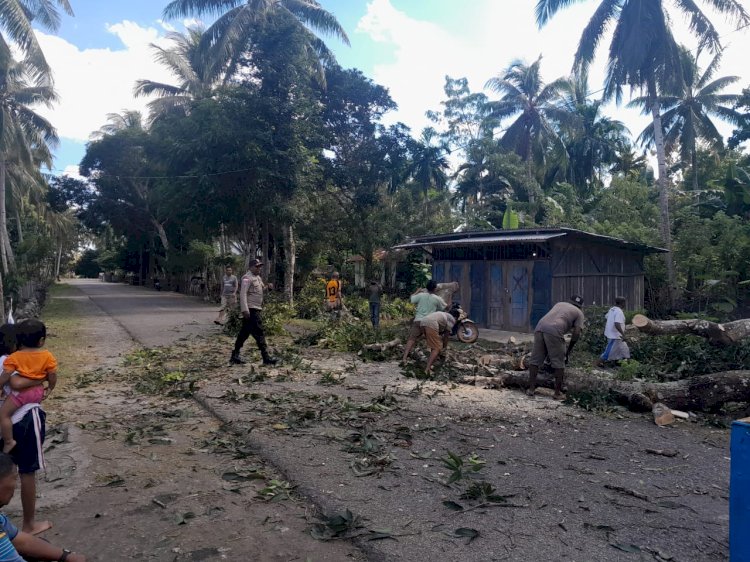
[230,351,246,365]
[262,352,278,366]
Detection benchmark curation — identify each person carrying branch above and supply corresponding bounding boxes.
[527,295,585,400]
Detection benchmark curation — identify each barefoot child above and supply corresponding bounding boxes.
[0,320,57,455]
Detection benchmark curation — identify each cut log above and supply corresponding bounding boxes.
[652,403,675,426]
[362,339,401,352]
[632,314,750,346]
[457,368,750,413]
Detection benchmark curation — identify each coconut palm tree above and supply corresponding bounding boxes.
[485,56,567,202]
[134,27,226,125]
[630,48,743,190]
[535,0,750,305]
[161,0,349,84]
[558,71,629,199]
[0,0,74,81]
[409,128,449,199]
[90,110,145,139]
[0,51,58,274]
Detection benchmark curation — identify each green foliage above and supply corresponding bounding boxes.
[222,296,292,337]
[565,387,618,414]
[441,451,486,484]
[312,321,402,355]
[630,335,750,378]
[295,275,327,320]
[74,249,101,278]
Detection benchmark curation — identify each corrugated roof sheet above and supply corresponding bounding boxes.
[391,228,668,254]
[392,232,565,249]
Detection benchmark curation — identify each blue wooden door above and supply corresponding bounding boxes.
[469,262,485,326]
[432,262,445,284]
[530,261,552,329]
[508,263,530,331]
[450,263,464,306]
[487,263,504,328]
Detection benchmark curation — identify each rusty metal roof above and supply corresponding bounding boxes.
[392,228,668,254]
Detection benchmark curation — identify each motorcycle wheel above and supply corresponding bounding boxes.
[457,323,479,344]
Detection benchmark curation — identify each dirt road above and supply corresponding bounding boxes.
[23,280,732,562]
[14,281,362,562]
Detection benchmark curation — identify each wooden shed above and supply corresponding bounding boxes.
[393,228,666,333]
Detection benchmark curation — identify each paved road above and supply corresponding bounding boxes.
[67,279,219,347]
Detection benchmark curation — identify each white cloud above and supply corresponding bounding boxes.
[157,19,177,33]
[357,0,750,150]
[35,21,176,143]
[62,165,83,178]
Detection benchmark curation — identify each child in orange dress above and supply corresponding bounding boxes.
[0,320,57,454]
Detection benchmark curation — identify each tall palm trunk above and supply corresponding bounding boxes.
[282,223,295,306]
[691,144,699,191]
[0,271,4,323]
[55,242,63,280]
[261,218,270,279]
[526,153,536,204]
[15,209,23,244]
[0,161,14,273]
[648,79,676,308]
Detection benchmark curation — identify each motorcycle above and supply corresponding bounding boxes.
[449,302,479,344]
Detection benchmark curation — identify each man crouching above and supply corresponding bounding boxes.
[419,308,460,375]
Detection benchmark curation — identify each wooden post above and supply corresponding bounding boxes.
[731,417,750,560]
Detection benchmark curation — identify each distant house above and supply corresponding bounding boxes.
[393,228,666,333]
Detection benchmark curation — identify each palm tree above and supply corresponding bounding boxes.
[0,52,58,274]
[90,110,145,139]
[409,128,449,199]
[535,0,750,305]
[485,56,567,202]
[558,71,629,199]
[134,27,226,125]
[161,0,349,84]
[611,144,650,181]
[0,0,74,81]
[630,48,743,190]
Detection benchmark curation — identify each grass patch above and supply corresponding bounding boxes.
[41,283,88,387]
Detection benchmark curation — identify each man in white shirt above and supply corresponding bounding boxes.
[597,296,630,365]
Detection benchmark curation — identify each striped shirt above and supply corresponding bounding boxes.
[0,515,23,561]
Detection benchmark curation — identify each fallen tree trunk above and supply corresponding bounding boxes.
[632,314,750,345]
[458,369,750,412]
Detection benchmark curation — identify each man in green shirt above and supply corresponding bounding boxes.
[401,280,447,363]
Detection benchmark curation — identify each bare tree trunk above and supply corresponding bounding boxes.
[632,314,750,345]
[282,223,295,306]
[464,368,750,413]
[55,242,63,281]
[243,215,257,269]
[15,209,22,244]
[648,79,675,308]
[150,219,170,252]
[262,218,270,280]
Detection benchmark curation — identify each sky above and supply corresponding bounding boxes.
[35,0,750,177]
